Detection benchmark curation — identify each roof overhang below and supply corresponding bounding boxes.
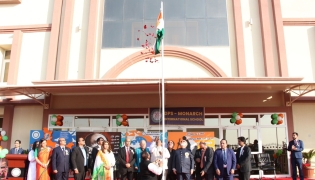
[0,77,310,96]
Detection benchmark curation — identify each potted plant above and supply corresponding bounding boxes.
[303,149,315,164]
[302,149,315,178]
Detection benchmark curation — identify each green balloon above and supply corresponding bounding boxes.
[0,153,5,158]
[51,121,56,126]
[116,114,121,119]
[271,119,278,125]
[2,149,8,155]
[272,114,278,119]
[116,120,121,126]
[52,114,57,118]
[2,135,8,141]
[232,112,238,118]
[230,118,236,123]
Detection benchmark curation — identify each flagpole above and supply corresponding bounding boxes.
[161,1,166,180]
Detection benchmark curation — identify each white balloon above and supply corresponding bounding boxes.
[277,117,283,121]
[51,116,57,122]
[236,115,241,120]
[118,117,123,122]
[1,131,6,136]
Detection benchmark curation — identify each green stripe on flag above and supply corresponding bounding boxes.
[155,28,164,55]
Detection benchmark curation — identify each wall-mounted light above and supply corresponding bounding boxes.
[267,96,272,99]
[263,100,267,102]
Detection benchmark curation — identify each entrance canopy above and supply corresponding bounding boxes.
[0,77,313,106]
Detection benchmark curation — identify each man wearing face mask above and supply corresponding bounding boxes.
[172,139,194,180]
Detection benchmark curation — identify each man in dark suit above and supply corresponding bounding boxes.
[172,139,194,180]
[52,138,71,180]
[71,137,89,180]
[118,138,136,180]
[195,140,215,180]
[288,132,304,180]
[9,140,24,154]
[90,137,104,174]
[236,137,251,180]
[213,139,236,180]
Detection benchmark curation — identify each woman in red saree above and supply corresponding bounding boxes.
[35,139,52,180]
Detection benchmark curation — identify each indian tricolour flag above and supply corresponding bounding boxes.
[154,11,164,55]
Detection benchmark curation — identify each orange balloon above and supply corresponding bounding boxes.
[122,114,128,120]
[121,121,129,126]
[0,136,2,141]
[55,121,63,126]
[0,145,2,150]
[278,114,284,118]
[238,113,243,118]
[277,120,283,125]
[56,115,63,121]
[273,154,277,159]
[236,119,242,125]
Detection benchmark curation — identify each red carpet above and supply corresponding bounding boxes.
[68,178,315,180]
[251,179,315,180]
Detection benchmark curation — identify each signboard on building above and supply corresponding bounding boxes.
[121,130,168,149]
[29,128,76,150]
[149,107,204,125]
[168,132,215,151]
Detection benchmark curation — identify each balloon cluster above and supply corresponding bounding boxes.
[273,149,283,159]
[50,115,64,126]
[0,146,9,158]
[230,112,243,125]
[271,114,284,125]
[0,131,8,142]
[116,114,129,126]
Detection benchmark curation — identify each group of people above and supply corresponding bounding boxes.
[24,136,115,180]
[115,136,252,180]
[14,136,250,180]
[10,131,303,180]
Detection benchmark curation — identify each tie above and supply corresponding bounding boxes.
[126,147,130,163]
[15,148,18,154]
[200,149,205,168]
[240,147,244,157]
[223,150,227,164]
[62,147,65,155]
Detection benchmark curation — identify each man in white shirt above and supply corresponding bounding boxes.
[150,137,170,180]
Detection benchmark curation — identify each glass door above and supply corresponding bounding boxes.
[223,127,239,151]
[223,126,260,177]
[240,127,259,153]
